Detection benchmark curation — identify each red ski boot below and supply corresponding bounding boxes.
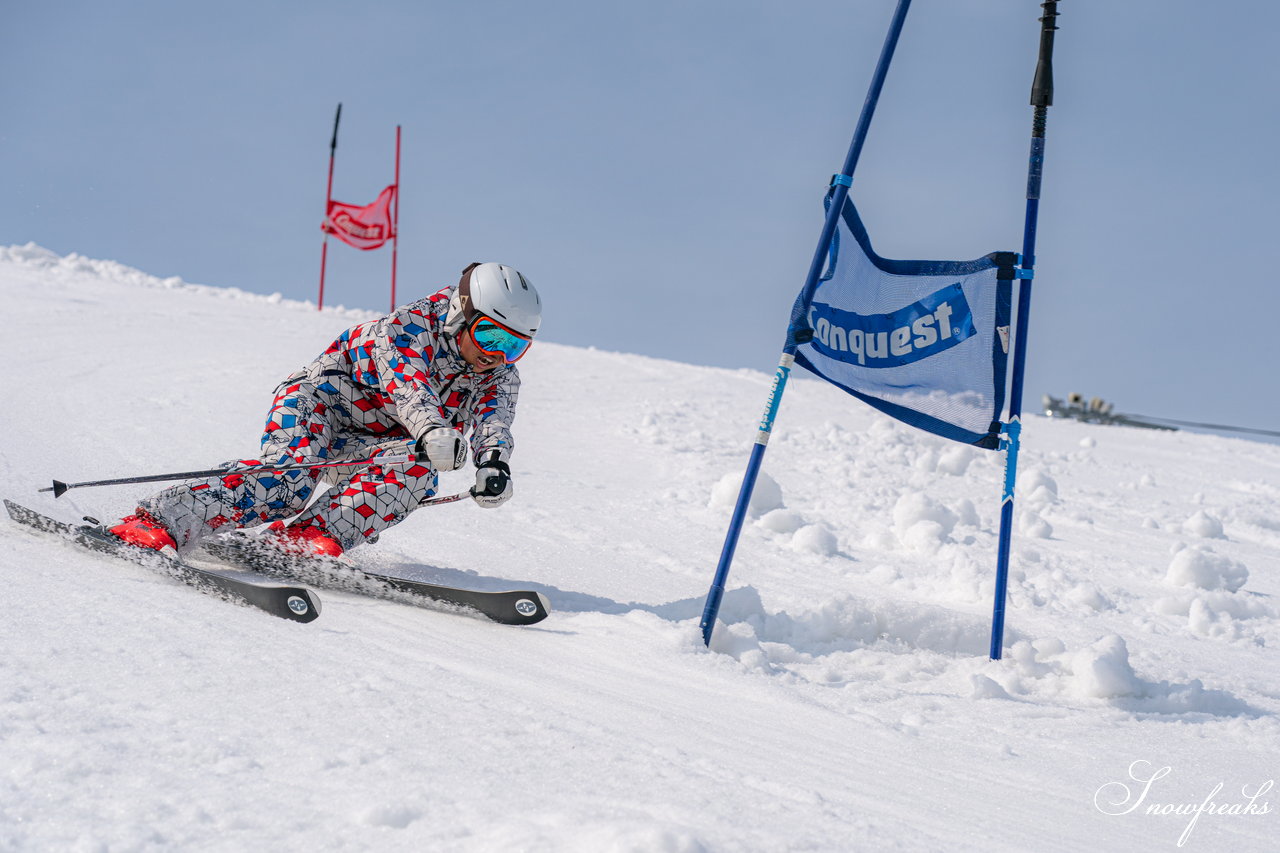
[109,510,178,552]
[265,521,344,558]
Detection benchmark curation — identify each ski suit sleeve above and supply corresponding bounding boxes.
[371,309,451,441]
[469,368,520,464]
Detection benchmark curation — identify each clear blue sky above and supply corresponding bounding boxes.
[3,0,1277,435]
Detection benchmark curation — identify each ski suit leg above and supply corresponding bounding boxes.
[139,376,339,548]
[293,450,439,552]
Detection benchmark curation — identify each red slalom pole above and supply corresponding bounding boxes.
[318,103,342,311]
[318,241,330,312]
[390,125,401,311]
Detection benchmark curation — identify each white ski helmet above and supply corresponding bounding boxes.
[445,262,541,339]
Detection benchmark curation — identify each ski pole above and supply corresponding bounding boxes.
[40,447,420,499]
[420,492,470,507]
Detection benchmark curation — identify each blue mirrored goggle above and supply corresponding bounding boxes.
[468,316,532,364]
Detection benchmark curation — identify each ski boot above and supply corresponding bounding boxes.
[109,510,178,552]
[265,521,343,558]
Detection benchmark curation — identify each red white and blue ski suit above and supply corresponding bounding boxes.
[140,285,520,551]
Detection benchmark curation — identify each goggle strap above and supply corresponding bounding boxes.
[456,262,481,325]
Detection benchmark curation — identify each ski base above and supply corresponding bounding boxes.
[4,500,320,623]
[204,536,550,626]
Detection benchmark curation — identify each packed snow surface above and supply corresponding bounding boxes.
[2,244,1277,851]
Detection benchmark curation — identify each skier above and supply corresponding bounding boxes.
[107,262,541,558]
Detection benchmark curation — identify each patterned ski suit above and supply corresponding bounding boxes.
[140,285,520,552]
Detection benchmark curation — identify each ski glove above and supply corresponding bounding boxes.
[471,451,512,508]
[415,427,466,472]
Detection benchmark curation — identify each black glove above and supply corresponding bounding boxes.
[471,451,512,508]
[415,427,466,472]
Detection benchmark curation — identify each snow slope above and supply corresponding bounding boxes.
[1,244,1277,852]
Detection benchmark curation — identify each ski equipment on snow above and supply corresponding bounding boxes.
[39,446,418,498]
[265,520,345,558]
[204,535,550,626]
[110,511,178,551]
[4,499,321,623]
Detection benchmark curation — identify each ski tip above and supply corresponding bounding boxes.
[283,589,323,623]
[509,591,551,625]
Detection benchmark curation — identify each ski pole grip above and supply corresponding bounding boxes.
[375,451,415,466]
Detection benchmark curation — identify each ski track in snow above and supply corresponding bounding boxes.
[1,243,1278,852]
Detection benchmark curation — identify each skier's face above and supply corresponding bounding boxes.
[458,331,503,373]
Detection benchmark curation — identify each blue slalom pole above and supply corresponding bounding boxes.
[700,0,914,647]
[990,1,1060,660]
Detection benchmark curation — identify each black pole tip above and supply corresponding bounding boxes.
[52,480,69,498]
[1030,0,1059,108]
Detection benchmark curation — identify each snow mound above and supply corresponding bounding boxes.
[708,469,783,518]
[1182,509,1226,539]
[1166,545,1249,592]
[790,524,838,556]
[1069,634,1141,699]
[756,508,803,535]
[995,636,1256,716]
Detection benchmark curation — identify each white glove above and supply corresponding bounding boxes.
[415,427,466,472]
[471,452,512,508]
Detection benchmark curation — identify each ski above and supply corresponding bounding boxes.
[203,537,551,626]
[3,499,321,623]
